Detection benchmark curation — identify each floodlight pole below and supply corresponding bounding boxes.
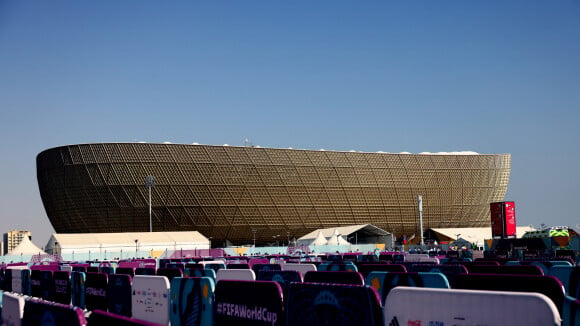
[145,176,155,232]
[418,195,425,246]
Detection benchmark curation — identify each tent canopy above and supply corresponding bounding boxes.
[7,236,46,255]
[425,226,535,246]
[297,224,390,246]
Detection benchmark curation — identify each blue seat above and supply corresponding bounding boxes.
[108,274,133,317]
[365,271,450,304]
[170,276,215,326]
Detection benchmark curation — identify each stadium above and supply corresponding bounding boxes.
[36,143,511,246]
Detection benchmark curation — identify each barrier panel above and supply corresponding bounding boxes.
[318,262,357,272]
[563,295,580,326]
[2,292,26,326]
[135,268,156,276]
[85,272,109,312]
[214,280,283,326]
[549,265,578,296]
[156,268,183,281]
[216,269,256,283]
[30,270,54,301]
[22,298,87,326]
[467,264,544,276]
[355,264,406,277]
[451,273,566,311]
[71,271,86,308]
[132,275,170,325]
[570,266,580,299]
[286,282,382,326]
[8,266,29,294]
[281,263,316,275]
[116,267,136,277]
[170,276,215,326]
[303,271,364,285]
[384,286,560,326]
[365,271,450,304]
[185,269,216,281]
[226,263,250,269]
[256,270,302,297]
[53,271,71,305]
[252,264,281,275]
[408,263,468,279]
[108,274,133,317]
[87,309,164,325]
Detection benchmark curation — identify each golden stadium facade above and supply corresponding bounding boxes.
[36,143,510,245]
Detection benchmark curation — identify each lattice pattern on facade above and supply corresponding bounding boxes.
[37,143,511,245]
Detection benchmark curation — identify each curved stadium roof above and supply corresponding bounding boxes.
[36,143,510,246]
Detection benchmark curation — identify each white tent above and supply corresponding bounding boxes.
[44,231,210,255]
[7,236,46,256]
[326,229,351,246]
[311,231,328,246]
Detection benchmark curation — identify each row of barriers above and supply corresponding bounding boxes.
[0,256,579,325]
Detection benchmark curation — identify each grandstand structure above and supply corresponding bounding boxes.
[36,143,511,245]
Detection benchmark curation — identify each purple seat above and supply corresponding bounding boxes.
[286,282,382,326]
[214,280,283,326]
[85,272,109,311]
[23,298,87,326]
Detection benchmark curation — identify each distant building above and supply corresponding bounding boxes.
[3,230,32,255]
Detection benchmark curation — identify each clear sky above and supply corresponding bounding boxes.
[1,1,579,247]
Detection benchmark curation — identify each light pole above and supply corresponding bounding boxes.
[134,239,138,257]
[252,229,257,247]
[145,176,155,232]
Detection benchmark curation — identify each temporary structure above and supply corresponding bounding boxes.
[7,236,46,256]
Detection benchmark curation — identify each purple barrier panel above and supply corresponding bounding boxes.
[286,282,382,326]
[132,275,170,325]
[256,270,302,297]
[108,274,133,317]
[355,264,406,278]
[71,271,86,308]
[227,263,250,269]
[53,270,71,305]
[252,264,281,275]
[116,267,136,277]
[135,268,156,276]
[563,295,580,326]
[214,280,283,326]
[119,259,157,269]
[22,298,87,326]
[88,309,164,326]
[185,263,203,270]
[156,268,183,282]
[2,292,26,325]
[248,259,270,267]
[85,272,109,312]
[385,287,560,326]
[170,276,215,326]
[29,262,60,272]
[30,270,54,301]
[303,271,365,285]
[467,264,544,276]
[0,268,9,292]
[451,273,566,311]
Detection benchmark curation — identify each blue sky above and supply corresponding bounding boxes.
[1,1,579,247]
